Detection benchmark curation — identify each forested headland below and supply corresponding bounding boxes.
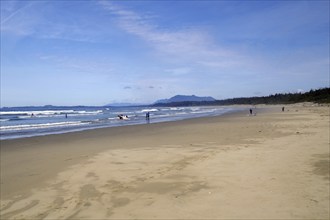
[152,88,330,107]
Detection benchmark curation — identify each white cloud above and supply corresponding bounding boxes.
[98,1,240,69]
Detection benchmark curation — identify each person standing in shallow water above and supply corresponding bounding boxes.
[146,112,150,123]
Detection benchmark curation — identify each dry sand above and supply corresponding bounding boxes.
[0,104,329,219]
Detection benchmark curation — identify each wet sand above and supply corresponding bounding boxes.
[0,104,329,219]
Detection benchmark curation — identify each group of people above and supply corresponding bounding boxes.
[117,112,151,122]
[249,106,285,116]
[117,114,129,120]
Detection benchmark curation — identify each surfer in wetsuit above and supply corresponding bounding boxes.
[118,114,128,120]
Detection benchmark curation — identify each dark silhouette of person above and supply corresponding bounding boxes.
[146,112,150,123]
[249,109,252,115]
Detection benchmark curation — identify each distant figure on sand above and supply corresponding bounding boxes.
[249,109,253,115]
[282,107,285,112]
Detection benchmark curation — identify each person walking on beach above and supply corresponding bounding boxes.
[282,107,285,112]
[249,108,253,115]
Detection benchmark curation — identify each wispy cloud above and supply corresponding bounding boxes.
[1,1,107,43]
[98,1,240,69]
[0,1,41,36]
[0,1,34,25]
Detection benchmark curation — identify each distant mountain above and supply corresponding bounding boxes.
[104,102,148,107]
[155,95,216,104]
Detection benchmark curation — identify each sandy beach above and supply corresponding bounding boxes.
[0,104,329,219]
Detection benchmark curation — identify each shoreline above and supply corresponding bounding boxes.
[1,102,283,143]
[1,104,329,219]
[0,105,247,141]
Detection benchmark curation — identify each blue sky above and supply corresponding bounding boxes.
[1,0,329,106]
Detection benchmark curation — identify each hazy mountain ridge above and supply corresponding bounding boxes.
[104,103,148,107]
[155,95,216,104]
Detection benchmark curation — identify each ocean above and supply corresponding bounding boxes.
[0,105,243,140]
